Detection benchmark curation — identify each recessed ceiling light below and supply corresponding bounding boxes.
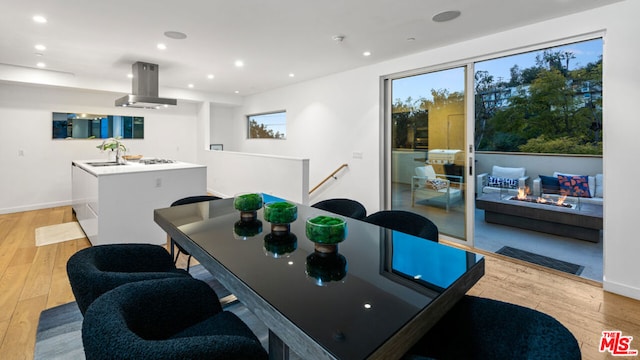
[157,43,167,50]
[33,15,47,24]
[36,62,46,68]
[363,51,372,57]
[234,60,244,67]
[127,73,133,79]
[234,90,240,94]
[406,37,416,42]
[34,44,46,51]
[164,31,187,40]
[207,74,214,79]
[188,84,194,88]
[289,73,295,78]
[432,10,461,22]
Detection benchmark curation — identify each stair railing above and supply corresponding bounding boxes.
[309,164,349,195]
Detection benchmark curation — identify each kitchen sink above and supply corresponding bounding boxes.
[86,161,127,167]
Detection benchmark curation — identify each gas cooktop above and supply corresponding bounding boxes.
[139,158,176,165]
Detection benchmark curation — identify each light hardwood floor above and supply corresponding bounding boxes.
[1,206,638,359]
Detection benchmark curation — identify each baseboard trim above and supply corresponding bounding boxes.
[603,279,640,301]
[0,200,72,215]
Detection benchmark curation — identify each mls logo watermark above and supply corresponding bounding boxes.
[600,331,638,356]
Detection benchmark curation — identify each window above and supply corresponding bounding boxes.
[247,111,286,139]
[52,112,144,139]
[474,38,602,154]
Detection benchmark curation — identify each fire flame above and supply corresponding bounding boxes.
[512,190,571,208]
[556,195,567,206]
[516,186,529,200]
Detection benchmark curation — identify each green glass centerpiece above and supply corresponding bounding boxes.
[233,193,263,221]
[263,201,297,235]
[305,215,347,253]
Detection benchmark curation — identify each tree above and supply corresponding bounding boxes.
[474,71,496,149]
[392,96,428,148]
[249,119,283,139]
[536,50,575,76]
[475,47,602,154]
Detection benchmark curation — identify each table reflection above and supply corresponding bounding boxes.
[233,219,263,240]
[263,232,297,258]
[305,251,348,286]
[382,229,477,293]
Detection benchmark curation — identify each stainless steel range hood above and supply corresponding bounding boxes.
[115,62,177,109]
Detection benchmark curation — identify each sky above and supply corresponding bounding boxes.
[392,38,603,104]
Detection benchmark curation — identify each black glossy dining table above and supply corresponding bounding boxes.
[154,196,484,360]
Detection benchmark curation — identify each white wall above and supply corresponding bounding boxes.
[224,1,640,299]
[0,82,200,214]
[226,71,382,212]
[210,104,237,150]
[201,150,309,203]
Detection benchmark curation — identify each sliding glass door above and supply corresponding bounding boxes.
[386,66,469,242]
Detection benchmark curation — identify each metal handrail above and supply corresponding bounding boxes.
[309,164,349,194]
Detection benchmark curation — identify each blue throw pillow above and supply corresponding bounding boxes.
[558,174,591,198]
[488,176,518,189]
[539,175,560,194]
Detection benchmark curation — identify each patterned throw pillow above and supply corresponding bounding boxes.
[557,174,591,198]
[488,176,518,189]
[426,179,448,191]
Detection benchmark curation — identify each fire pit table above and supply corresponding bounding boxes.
[476,192,603,242]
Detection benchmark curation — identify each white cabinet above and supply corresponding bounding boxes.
[72,163,99,243]
[72,161,207,245]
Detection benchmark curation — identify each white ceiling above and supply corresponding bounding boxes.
[0,0,622,98]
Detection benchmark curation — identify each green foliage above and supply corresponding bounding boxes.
[305,216,346,244]
[475,46,602,154]
[519,136,602,155]
[392,96,429,148]
[392,90,462,149]
[249,119,284,139]
[96,137,126,152]
[233,193,263,211]
[264,202,297,224]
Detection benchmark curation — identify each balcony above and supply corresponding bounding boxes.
[394,152,603,282]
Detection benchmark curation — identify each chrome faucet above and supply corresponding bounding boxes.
[116,146,124,164]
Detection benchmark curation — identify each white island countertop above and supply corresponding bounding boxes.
[72,158,207,245]
[73,159,206,176]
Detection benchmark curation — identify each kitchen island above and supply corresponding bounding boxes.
[72,159,206,245]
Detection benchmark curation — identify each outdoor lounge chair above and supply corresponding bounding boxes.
[411,165,462,211]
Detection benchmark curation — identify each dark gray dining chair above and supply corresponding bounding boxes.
[82,277,267,360]
[170,195,221,271]
[364,210,439,242]
[405,295,581,360]
[311,198,367,220]
[66,244,190,315]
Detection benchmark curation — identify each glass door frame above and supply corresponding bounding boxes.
[381,62,476,247]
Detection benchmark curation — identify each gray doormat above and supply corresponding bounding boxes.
[496,246,584,275]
